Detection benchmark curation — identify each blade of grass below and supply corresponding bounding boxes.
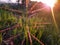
[0,33,2,45]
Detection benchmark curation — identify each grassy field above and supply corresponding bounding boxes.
[0,2,60,45]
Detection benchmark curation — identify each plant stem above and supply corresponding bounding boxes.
[31,34,44,45]
[0,33,2,45]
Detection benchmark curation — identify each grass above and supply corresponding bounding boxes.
[0,9,18,45]
[0,9,17,29]
[0,7,60,45]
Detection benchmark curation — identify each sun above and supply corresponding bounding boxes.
[40,0,57,8]
[31,0,57,8]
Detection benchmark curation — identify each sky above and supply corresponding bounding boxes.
[0,0,16,3]
[0,0,19,3]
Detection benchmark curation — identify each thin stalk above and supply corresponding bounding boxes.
[31,34,44,45]
[22,13,29,45]
[21,39,25,45]
[0,33,2,45]
[24,25,28,45]
[29,2,39,11]
[10,41,14,45]
[26,25,32,45]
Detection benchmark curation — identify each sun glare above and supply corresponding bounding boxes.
[11,0,16,3]
[31,0,57,8]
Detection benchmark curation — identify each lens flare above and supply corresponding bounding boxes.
[11,0,16,3]
[51,8,59,33]
[31,0,59,33]
[31,0,57,8]
[40,0,57,8]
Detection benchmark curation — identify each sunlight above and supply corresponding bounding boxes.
[31,0,59,33]
[31,0,57,8]
[0,0,8,2]
[11,0,16,3]
[51,8,59,33]
[0,0,17,3]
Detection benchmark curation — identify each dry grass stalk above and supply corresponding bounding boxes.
[31,34,44,45]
